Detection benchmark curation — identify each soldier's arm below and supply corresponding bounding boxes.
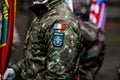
[79,21,105,79]
[10,20,81,79]
[45,21,80,79]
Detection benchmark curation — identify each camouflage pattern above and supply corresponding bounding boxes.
[11,0,82,80]
[73,0,91,21]
[71,0,105,79]
[78,18,105,80]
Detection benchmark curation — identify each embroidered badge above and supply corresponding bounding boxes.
[53,23,66,30]
[52,32,64,47]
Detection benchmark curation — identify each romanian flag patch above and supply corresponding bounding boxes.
[53,23,66,30]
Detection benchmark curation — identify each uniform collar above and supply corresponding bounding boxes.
[45,0,64,10]
[30,0,64,18]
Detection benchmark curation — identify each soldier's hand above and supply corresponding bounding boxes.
[3,68,15,80]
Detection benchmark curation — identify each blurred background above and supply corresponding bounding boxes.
[8,0,120,80]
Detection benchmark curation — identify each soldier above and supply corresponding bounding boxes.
[3,0,82,79]
[72,0,90,21]
[72,0,105,80]
[65,0,105,79]
[78,20,105,80]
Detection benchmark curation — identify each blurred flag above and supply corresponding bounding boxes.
[0,0,9,76]
[89,0,106,31]
[0,0,16,78]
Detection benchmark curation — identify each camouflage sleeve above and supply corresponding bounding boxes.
[45,21,81,79]
[10,19,81,79]
[10,18,40,79]
[79,21,106,80]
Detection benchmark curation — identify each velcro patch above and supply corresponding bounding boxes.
[52,32,64,47]
[53,23,66,30]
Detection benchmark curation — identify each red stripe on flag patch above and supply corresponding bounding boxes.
[61,24,66,30]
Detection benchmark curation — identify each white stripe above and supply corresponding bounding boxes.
[92,16,97,24]
[65,0,73,11]
[90,4,96,11]
[90,14,94,20]
[89,4,96,21]
[90,14,97,24]
[95,5,99,14]
[33,0,48,5]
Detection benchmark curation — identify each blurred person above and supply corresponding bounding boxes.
[73,0,90,21]
[77,19,105,80]
[3,0,82,79]
[66,0,105,80]
[73,0,105,80]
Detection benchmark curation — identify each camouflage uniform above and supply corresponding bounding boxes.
[78,18,105,80]
[11,0,82,79]
[72,0,105,79]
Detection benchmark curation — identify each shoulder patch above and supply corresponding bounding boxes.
[53,23,66,30]
[52,32,64,47]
